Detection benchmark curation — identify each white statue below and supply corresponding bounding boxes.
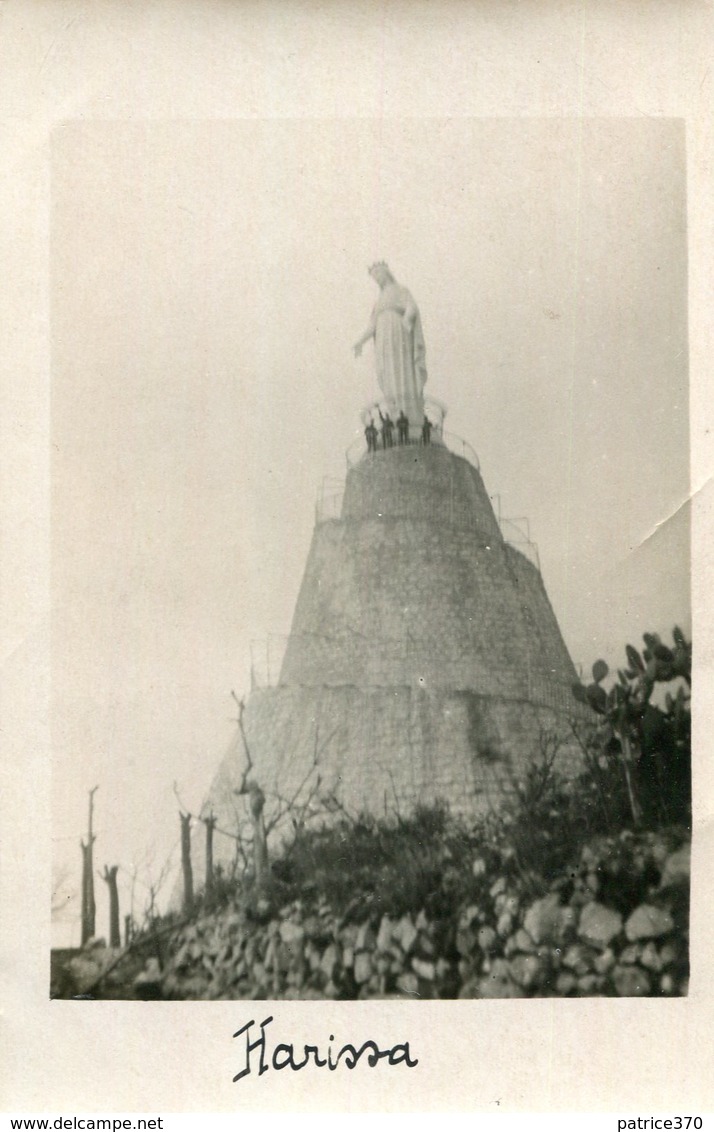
[353,262,427,435]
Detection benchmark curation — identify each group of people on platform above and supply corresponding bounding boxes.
[365,409,434,454]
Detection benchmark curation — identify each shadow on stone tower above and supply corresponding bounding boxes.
[205,414,585,846]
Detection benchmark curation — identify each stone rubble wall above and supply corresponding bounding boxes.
[150,833,689,1001]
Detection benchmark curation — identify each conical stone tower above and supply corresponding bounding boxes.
[205,433,584,835]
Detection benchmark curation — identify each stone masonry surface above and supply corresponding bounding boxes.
[204,443,585,866]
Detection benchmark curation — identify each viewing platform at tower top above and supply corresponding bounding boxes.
[347,425,480,471]
[319,401,542,573]
[347,396,479,468]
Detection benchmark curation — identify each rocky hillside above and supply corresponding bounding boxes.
[57,822,689,1001]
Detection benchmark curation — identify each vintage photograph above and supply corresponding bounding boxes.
[49,118,691,1006]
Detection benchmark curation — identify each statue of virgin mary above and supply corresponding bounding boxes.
[353,262,428,434]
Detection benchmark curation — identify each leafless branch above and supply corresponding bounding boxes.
[262,719,341,835]
[320,789,357,826]
[140,845,176,929]
[173,780,191,818]
[80,912,195,997]
[313,724,340,765]
[231,690,254,795]
[208,821,245,843]
[264,763,323,836]
[384,768,403,824]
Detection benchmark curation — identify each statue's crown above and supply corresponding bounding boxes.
[368,260,389,275]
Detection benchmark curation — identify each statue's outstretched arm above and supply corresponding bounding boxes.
[353,313,377,356]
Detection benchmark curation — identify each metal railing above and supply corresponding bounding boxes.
[345,426,479,471]
[499,517,541,572]
[315,476,345,524]
[315,490,344,523]
[441,431,480,470]
[250,634,290,689]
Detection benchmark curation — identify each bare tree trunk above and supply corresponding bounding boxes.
[102,865,121,947]
[80,786,99,945]
[232,694,269,889]
[620,732,643,828]
[204,813,217,901]
[179,812,194,914]
[249,785,269,889]
[80,842,94,944]
[124,914,132,947]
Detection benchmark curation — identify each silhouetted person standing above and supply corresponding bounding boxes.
[397,411,409,445]
[365,419,378,453]
[379,409,394,449]
[422,415,432,445]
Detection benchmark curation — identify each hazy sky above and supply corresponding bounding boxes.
[50,118,689,943]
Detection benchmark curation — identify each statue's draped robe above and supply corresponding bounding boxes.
[373,283,427,433]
